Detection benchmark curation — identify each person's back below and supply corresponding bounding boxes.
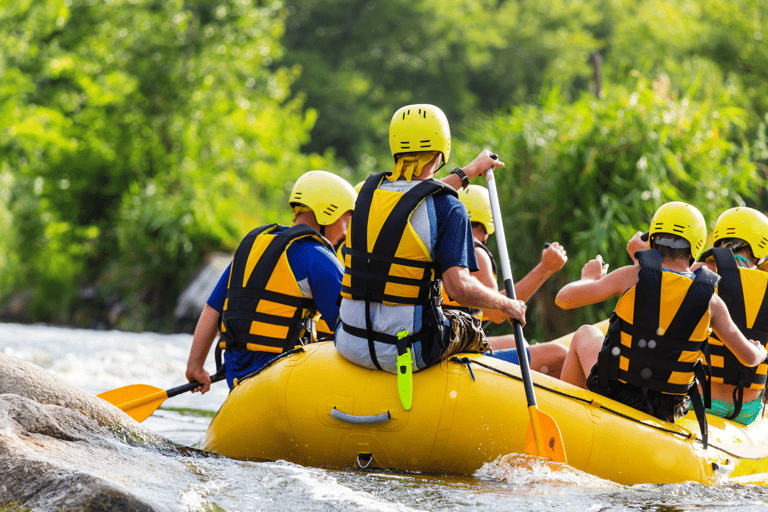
[218,223,338,386]
[185,170,356,391]
[337,173,465,371]
[699,207,768,424]
[556,202,766,431]
[588,245,718,421]
[334,104,525,380]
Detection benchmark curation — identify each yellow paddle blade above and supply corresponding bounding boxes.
[524,408,567,463]
[98,384,169,423]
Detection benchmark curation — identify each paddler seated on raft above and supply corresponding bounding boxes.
[334,103,527,374]
[442,184,569,378]
[625,206,768,425]
[185,170,357,392]
[556,201,767,424]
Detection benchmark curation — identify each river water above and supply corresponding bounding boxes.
[3,321,768,511]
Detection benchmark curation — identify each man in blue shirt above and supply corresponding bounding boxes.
[186,170,356,391]
[335,104,527,374]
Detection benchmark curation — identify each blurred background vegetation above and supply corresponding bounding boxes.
[1,0,767,342]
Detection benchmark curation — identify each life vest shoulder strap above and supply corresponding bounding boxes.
[474,239,497,276]
[344,175,456,303]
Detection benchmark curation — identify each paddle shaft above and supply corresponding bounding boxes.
[485,169,547,456]
[169,371,227,398]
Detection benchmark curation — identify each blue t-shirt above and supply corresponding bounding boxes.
[208,226,343,387]
[432,193,478,275]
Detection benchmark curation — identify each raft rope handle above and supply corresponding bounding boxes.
[357,453,374,469]
[445,356,767,456]
[330,407,391,425]
[453,356,476,381]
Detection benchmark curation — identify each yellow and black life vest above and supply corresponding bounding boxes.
[442,240,497,319]
[341,172,457,305]
[591,250,719,447]
[218,224,333,354]
[339,172,457,367]
[594,250,718,396]
[705,247,768,417]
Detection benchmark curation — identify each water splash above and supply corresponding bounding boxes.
[476,453,615,489]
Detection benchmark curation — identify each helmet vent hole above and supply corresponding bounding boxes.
[671,224,685,234]
[760,238,768,249]
[294,192,302,199]
[324,205,338,215]
[726,227,736,235]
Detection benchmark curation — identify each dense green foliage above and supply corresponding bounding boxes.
[1,0,336,329]
[1,0,767,339]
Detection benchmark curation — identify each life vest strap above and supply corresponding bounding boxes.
[342,266,434,288]
[341,322,432,347]
[344,247,437,269]
[226,287,315,310]
[339,286,431,305]
[221,309,305,327]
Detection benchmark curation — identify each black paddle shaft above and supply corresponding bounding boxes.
[167,372,227,399]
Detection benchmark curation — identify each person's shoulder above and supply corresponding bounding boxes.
[433,189,467,214]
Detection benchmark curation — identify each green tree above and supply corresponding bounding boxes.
[279,0,602,169]
[455,73,760,342]
[0,0,336,330]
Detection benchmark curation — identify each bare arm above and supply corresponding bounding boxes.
[515,242,567,302]
[470,246,508,324]
[185,304,220,394]
[556,258,639,310]
[443,265,527,326]
[709,294,767,366]
[442,150,505,190]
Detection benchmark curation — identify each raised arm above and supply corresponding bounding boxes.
[556,258,639,310]
[515,242,567,302]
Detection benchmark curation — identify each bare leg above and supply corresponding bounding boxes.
[488,334,516,351]
[488,334,568,378]
[530,343,568,379]
[559,325,604,389]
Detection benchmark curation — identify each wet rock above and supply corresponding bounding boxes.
[0,353,188,511]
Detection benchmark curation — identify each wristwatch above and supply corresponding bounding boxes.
[451,167,469,189]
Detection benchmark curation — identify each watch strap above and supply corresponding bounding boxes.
[451,167,469,189]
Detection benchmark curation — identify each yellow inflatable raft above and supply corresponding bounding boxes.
[201,336,768,486]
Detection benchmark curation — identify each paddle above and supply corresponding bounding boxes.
[485,167,567,463]
[98,370,226,423]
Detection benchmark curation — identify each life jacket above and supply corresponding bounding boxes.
[339,172,458,368]
[592,250,719,444]
[441,239,497,319]
[218,224,334,354]
[314,313,335,341]
[705,247,768,418]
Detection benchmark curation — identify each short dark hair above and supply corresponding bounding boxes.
[471,221,487,235]
[651,234,691,262]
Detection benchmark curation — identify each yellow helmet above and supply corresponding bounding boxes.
[389,104,451,164]
[713,207,768,261]
[458,184,494,235]
[289,170,357,226]
[649,201,707,261]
